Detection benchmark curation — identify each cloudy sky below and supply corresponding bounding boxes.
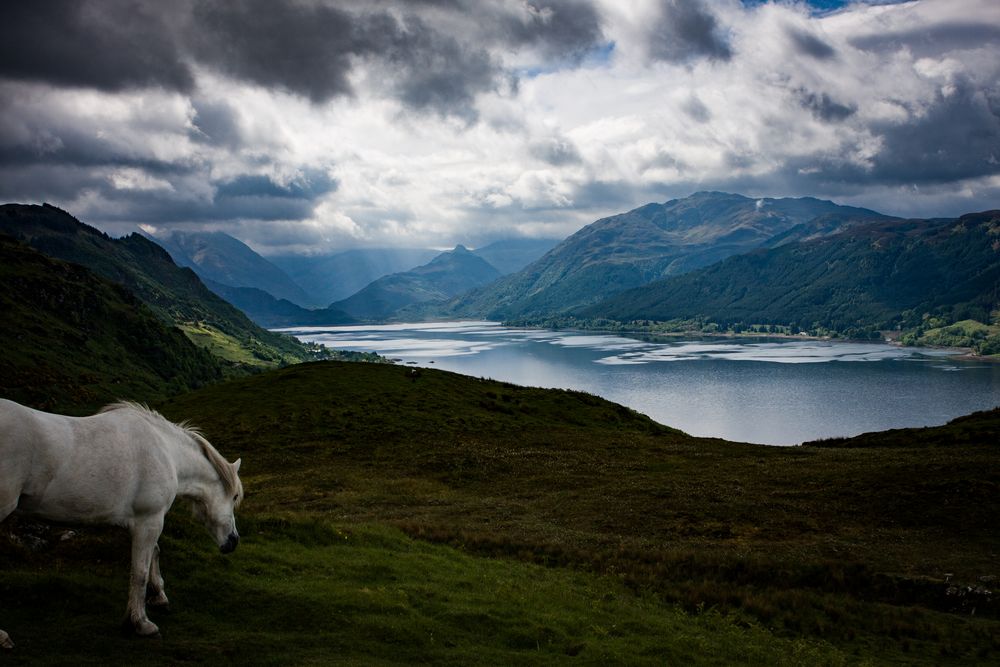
[1,0,999,254]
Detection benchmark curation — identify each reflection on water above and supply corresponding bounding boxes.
[278,321,1000,446]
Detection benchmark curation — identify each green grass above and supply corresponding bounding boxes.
[0,518,849,665]
[3,361,998,663]
[908,319,1000,356]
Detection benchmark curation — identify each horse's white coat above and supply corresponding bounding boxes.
[0,399,243,647]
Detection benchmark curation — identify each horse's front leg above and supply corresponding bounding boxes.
[146,543,169,611]
[124,517,164,637]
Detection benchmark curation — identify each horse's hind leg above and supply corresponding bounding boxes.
[124,516,164,637]
[1,495,18,648]
[145,543,169,611]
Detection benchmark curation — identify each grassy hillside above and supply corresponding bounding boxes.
[0,235,221,414]
[589,213,1000,347]
[167,363,996,661]
[0,203,321,371]
[2,362,997,663]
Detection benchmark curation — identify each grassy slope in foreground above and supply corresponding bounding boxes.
[2,362,997,663]
[162,362,997,662]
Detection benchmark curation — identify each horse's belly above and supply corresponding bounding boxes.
[15,493,125,525]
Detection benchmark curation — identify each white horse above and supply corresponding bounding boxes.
[0,399,243,648]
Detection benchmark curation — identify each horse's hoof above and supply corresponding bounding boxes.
[147,592,170,612]
[0,630,13,649]
[121,617,160,638]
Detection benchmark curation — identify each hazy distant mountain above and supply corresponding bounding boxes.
[587,212,1000,336]
[204,279,355,328]
[471,238,560,275]
[154,231,311,306]
[331,245,501,321]
[271,247,440,305]
[0,204,318,369]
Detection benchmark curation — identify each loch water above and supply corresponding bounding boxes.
[280,321,1000,445]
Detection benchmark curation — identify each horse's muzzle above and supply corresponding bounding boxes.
[220,532,239,554]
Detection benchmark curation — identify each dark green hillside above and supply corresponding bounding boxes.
[332,245,501,320]
[450,192,888,320]
[0,204,319,370]
[805,407,1000,448]
[590,212,1000,344]
[2,361,997,663]
[150,361,1000,663]
[0,236,220,414]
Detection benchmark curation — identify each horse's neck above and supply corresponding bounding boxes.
[172,437,220,501]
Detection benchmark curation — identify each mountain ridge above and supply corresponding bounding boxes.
[331,244,502,321]
[445,192,890,320]
[0,234,222,413]
[0,203,321,370]
[584,211,1000,349]
[153,230,312,307]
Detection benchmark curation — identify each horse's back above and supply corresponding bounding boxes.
[0,399,179,525]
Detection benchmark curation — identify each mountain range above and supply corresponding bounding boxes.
[586,212,1000,343]
[448,192,889,320]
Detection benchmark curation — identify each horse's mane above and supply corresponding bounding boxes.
[99,401,242,502]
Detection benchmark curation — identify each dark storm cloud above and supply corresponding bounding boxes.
[190,0,358,103]
[850,22,1000,58]
[0,0,192,93]
[0,1,606,118]
[787,79,1000,187]
[190,99,244,148]
[681,95,712,123]
[215,171,338,202]
[483,0,606,62]
[865,80,1000,184]
[360,14,502,119]
[798,90,856,122]
[787,27,837,60]
[85,171,336,225]
[647,0,732,64]
[529,137,582,166]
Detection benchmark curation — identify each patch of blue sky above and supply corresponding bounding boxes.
[741,0,910,14]
[517,41,615,80]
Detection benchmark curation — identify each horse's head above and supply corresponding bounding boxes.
[191,456,243,554]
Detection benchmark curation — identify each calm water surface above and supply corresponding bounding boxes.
[280,321,1000,445]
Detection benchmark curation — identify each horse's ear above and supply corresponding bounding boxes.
[233,458,242,472]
